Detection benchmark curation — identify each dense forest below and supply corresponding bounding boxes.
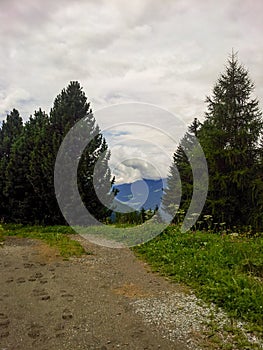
[0,82,113,225]
[0,54,262,231]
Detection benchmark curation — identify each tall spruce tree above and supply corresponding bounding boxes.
[4,109,49,223]
[48,81,114,223]
[27,109,53,223]
[164,54,262,230]
[200,53,263,229]
[0,109,23,221]
[162,118,201,221]
[2,82,114,224]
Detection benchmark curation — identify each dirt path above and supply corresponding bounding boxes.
[0,236,188,350]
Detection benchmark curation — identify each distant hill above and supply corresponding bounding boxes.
[113,178,167,211]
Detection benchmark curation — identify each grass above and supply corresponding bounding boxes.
[76,221,168,247]
[0,224,87,258]
[1,222,262,348]
[133,226,263,330]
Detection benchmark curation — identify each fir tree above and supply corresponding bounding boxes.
[0,109,23,221]
[162,118,201,221]
[2,82,114,225]
[4,109,49,223]
[164,54,263,231]
[200,53,263,228]
[49,81,114,223]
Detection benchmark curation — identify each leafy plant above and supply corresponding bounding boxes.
[133,226,263,328]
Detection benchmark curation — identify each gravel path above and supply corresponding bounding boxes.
[1,235,261,350]
[0,236,186,350]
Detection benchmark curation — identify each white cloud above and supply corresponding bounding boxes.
[0,88,32,118]
[1,0,263,181]
[96,103,187,183]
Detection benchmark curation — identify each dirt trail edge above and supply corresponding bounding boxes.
[0,236,188,350]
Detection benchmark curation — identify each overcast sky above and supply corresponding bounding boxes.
[1,0,263,183]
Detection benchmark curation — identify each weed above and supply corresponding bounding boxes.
[133,226,263,328]
[0,224,87,258]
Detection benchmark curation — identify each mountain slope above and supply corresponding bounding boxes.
[113,178,167,211]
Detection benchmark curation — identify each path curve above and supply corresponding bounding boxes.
[0,236,187,350]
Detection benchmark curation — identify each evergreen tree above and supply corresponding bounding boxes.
[2,82,114,225]
[0,109,23,220]
[162,118,201,221]
[4,109,49,223]
[49,81,114,224]
[200,53,263,229]
[141,207,146,223]
[164,54,263,231]
[27,109,54,223]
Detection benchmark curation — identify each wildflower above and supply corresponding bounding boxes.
[230,233,239,237]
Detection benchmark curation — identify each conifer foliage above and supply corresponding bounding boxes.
[162,118,200,218]
[0,109,23,220]
[164,54,263,230]
[0,82,114,224]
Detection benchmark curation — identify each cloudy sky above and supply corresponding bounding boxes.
[1,0,263,183]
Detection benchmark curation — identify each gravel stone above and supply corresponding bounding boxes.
[132,290,263,349]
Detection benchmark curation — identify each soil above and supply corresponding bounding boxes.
[0,235,188,350]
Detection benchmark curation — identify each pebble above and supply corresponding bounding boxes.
[132,290,263,350]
